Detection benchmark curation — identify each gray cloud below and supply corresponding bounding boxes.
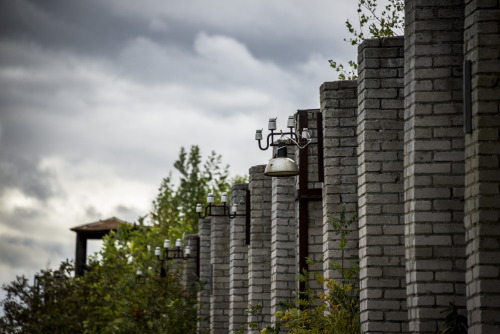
[0,234,68,269]
[0,149,59,201]
[0,0,359,297]
[0,0,356,67]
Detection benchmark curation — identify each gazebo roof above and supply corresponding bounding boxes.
[70,216,129,236]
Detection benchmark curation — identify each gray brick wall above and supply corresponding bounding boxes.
[198,218,211,332]
[404,0,467,332]
[320,81,359,281]
[183,234,200,293]
[270,176,296,329]
[210,209,230,333]
[248,165,272,332]
[464,0,500,332]
[229,183,250,332]
[357,36,407,334]
[196,3,500,333]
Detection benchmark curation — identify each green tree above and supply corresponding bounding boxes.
[0,261,85,334]
[1,145,237,333]
[0,222,200,334]
[151,145,232,242]
[79,222,199,334]
[329,0,404,80]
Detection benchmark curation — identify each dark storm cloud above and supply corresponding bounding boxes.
[0,0,360,297]
[0,0,354,69]
[0,206,43,232]
[0,149,58,201]
[0,0,145,58]
[0,234,68,268]
[0,201,65,239]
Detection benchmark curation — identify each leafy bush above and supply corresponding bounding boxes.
[78,222,199,334]
[0,224,200,334]
[441,302,467,334]
[236,207,360,334]
[274,207,360,334]
[329,0,404,80]
[1,145,236,334]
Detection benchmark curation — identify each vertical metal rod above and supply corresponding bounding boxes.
[298,110,309,295]
[317,114,324,183]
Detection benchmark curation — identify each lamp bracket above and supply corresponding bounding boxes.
[197,203,246,219]
[257,129,310,151]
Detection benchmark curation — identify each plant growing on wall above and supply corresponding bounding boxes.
[231,207,360,334]
[234,303,284,334]
[330,0,404,80]
[440,302,467,334]
[274,207,360,333]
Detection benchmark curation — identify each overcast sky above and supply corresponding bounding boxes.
[0,0,359,293]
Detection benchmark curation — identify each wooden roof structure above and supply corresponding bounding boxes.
[70,216,130,277]
[70,216,129,238]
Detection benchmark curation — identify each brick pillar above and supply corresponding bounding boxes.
[464,1,500,332]
[183,234,199,294]
[210,209,230,333]
[320,81,359,281]
[270,175,296,325]
[248,165,272,332]
[357,36,407,333]
[198,218,211,332]
[404,1,466,332]
[229,183,249,333]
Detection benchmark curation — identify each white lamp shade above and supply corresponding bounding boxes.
[176,239,182,247]
[287,115,295,128]
[164,239,170,248]
[264,157,299,177]
[221,192,228,203]
[255,129,263,140]
[268,117,277,130]
[137,269,142,276]
[207,193,214,203]
[155,247,161,256]
[231,204,238,214]
[185,246,191,256]
[196,204,202,213]
[264,141,299,177]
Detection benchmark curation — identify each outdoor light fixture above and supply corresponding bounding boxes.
[255,116,311,151]
[136,268,146,284]
[264,140,300,177]
[196,192,244,219]
[155,238,191,277]
[255,116,311,177]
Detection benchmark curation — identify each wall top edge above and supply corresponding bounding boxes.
[297,109,320,113]
[320,80,357,90]
[231,183,249,191]
[358,35,405,52]
[249,165,266,173]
